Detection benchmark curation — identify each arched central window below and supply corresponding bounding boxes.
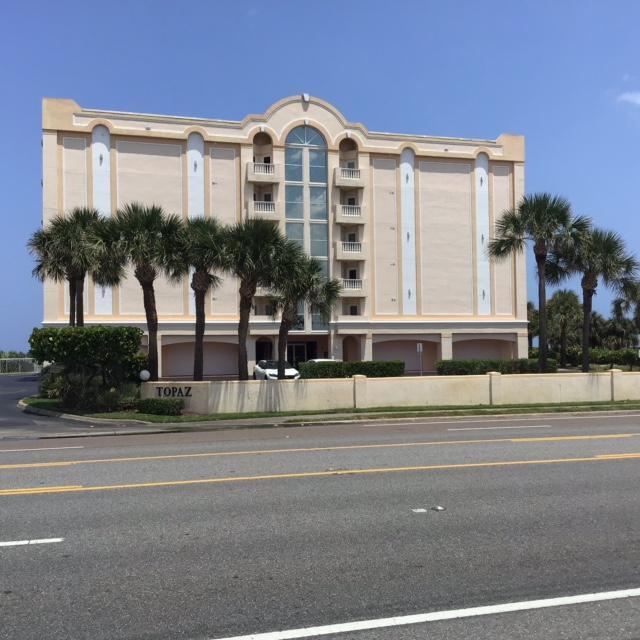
[284,125,329,331]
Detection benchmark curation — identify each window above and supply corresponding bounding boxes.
[285,147,302,182]
[350,305,359,316]
[347,196,357,206]
[348,268,358,280]
[285,185,303,219]
[286,222,304,249]
[346,160,356,169]
[263,156,271,164]
[310,224,328,257]
[263,192,272,202]
[286,125,326,147]
[347,232,357,243]
[309,149,327,183]
[310,186,327,220]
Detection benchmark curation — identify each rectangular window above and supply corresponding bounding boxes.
[286,222,304,249]
[285,148,303,182]
[285,185,303,219]
[347,196,357,206]
[312,312,328,331]
[350,305,359,316]
[310,186,327,220]
[310,224,328,257]
[309,149,327,183]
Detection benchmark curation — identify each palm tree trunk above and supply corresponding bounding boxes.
[68,278,76,327]
[277,311,292,380]
[75,276,85,327]
[581,288,593,373]
[560,324,567,368]
[193,285,206,382]
[536,254,548,373]
[237,290,253,381]
[142,283,159,381]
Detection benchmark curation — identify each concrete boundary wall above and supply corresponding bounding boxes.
[142,369,640,415]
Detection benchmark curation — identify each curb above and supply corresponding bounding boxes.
[12,399,640,440]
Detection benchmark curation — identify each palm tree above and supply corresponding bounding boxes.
[222,218,285,380]
[488,193,589,372]
[165,218,224,381]
[547,289,581,367]
[28,207,109,326]
[269,249,342,379]
[113,203,182,381]
[526,301,539,350]
[552,228,638,371]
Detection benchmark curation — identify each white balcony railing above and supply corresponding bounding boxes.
[253,201,276,213]
[341,241,362,253]
[340,167,361,180]
[341,278,363,290]
[340,204,361,217]
[253,163,275,175]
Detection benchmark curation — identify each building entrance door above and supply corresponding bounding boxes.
[287,343,307,368]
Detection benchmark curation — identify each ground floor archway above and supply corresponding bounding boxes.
[372,339,438,374]
[452,338,515,360]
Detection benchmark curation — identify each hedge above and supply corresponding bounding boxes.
[136,398,184,416]
[529,347,639,368]
[436,358,558,376]
[299,360,405,379]
[29,326,145,410]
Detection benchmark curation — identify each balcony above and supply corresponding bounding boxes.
[334,240,365,260]
[247,200,280,219]
[339,278,368,297]
[334,203,365,224]
[246,162,282,183]
[334,166,365,188]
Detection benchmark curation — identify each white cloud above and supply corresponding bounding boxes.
[617,92,640,106]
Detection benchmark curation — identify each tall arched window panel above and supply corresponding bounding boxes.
[284,125,329,330]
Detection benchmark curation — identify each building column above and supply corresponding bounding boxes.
[517,332,529,359]
[332,333,344,361]
[362,333,373,361]
[247,336,258,372]
[156,334,163,379]
[440,332,453,360]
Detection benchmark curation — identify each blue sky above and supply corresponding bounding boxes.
[1,1,639,350]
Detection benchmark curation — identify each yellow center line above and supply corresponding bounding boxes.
[0,433,637,471]
[2,453,639,497]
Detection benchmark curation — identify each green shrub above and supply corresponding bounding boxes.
[299,360,405,379]
[29,326,145,411]
[436,358,557,375]
[136,398,184,416]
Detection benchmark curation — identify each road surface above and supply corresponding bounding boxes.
[1,413,640,639]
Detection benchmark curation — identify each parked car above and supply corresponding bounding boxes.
[306,358,342,364]
[253,360,300,380]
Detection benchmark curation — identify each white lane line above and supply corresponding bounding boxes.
[0,446,84,453]
[448,425,551,432]
[212,587,640,640]
[0,537,64,547]
[365,414,640,429]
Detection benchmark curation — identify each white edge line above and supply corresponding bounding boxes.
[368,414,640,428]
[0,537,64,547]
[212,587,640,640]
[447,425,551,432]
[0,446,84,453]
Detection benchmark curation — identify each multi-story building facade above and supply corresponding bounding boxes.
[42,95,528,377]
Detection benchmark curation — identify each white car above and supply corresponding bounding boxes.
[253,360,300,380]
[306,358,342,364]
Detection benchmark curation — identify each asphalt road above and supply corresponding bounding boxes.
[1,414,640,639]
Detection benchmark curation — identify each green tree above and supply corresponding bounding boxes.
[222,219,285,380]
[488,193,588,372]
[269,248,342,379]
[547,289,581,367]
[112,203,182,381]
[27,207,114,326]
[552,228,638,371]
[165,218,225,381]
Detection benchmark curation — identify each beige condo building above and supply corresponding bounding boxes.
[41,95,528,377]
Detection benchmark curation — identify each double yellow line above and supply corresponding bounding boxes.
[2,452,640,497]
